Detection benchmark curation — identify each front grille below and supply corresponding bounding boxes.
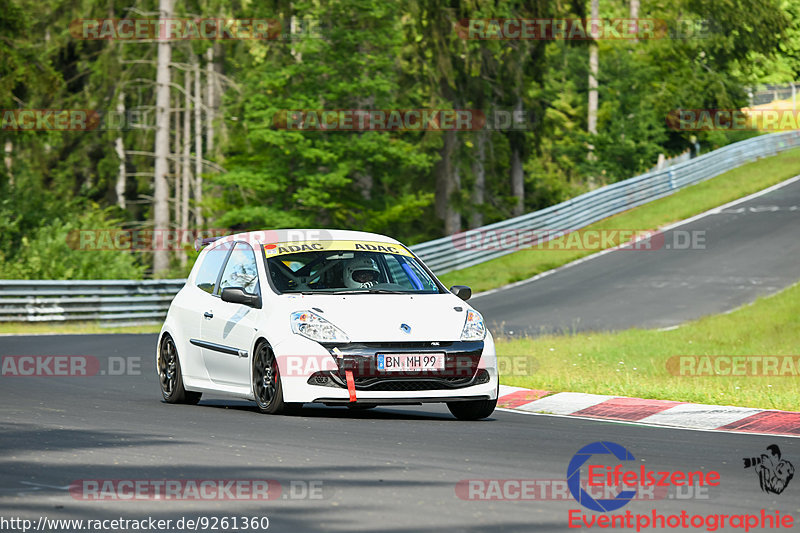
[321,340,483,377]
[354,378,472,392]
[323,341,457,350]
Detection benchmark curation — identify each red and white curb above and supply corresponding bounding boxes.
[497,385,800,438]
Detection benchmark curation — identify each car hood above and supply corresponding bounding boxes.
[279,293,472,342]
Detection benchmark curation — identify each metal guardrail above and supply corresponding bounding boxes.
[409,130,800,273]
[0,279,186,325]
[1,130,799,324]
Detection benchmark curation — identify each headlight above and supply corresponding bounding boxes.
[290,311,350,343]
[460,309,486,341]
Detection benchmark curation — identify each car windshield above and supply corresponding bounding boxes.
[263,240,442,294]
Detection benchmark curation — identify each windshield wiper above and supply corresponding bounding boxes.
[335,289,411,294]
[284,290,338,295]
[283,289,415,295]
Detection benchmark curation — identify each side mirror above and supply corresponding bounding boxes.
[449,285,472,301]
[221,287,261,308]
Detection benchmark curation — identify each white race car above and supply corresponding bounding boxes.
[156,229,498,420]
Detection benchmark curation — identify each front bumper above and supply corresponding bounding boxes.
[272,334,499,404]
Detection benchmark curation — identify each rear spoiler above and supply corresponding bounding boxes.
[194,236,224,252]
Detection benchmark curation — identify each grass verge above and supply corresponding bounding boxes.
[440,147,800,293]
[496,282,800,411]
[0,321,161,335]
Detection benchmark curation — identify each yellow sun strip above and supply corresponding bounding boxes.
[263,240,413,258]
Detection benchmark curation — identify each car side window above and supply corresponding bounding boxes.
[218,242,260,296]
[195,245,230,294]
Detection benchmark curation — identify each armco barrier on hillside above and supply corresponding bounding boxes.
[1,130,798,324]
[0,279,185,325]
[410,130,800,273]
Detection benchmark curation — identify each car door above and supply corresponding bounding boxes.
[200,241,261,388]
[182,242,232,380]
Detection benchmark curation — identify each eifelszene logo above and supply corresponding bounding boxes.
[567,441,721,512]
[744,445,794,495]
[566,441,796,530]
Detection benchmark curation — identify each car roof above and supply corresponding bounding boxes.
[207,228,403,250]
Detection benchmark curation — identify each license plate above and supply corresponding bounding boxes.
[377,353,445,372]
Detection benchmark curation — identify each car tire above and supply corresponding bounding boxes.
[253,342,288,414]
[158,334,202,405]
[447,398,497,420]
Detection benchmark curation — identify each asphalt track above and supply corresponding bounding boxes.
[2,179,800,532]
[471,176,800,336]
[1,334,799,532]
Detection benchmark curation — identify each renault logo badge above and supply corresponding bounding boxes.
[400,323,411,334]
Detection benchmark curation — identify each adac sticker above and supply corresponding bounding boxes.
[263,240,413,258]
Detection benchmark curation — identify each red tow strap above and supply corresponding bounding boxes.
[345,370,357,402]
